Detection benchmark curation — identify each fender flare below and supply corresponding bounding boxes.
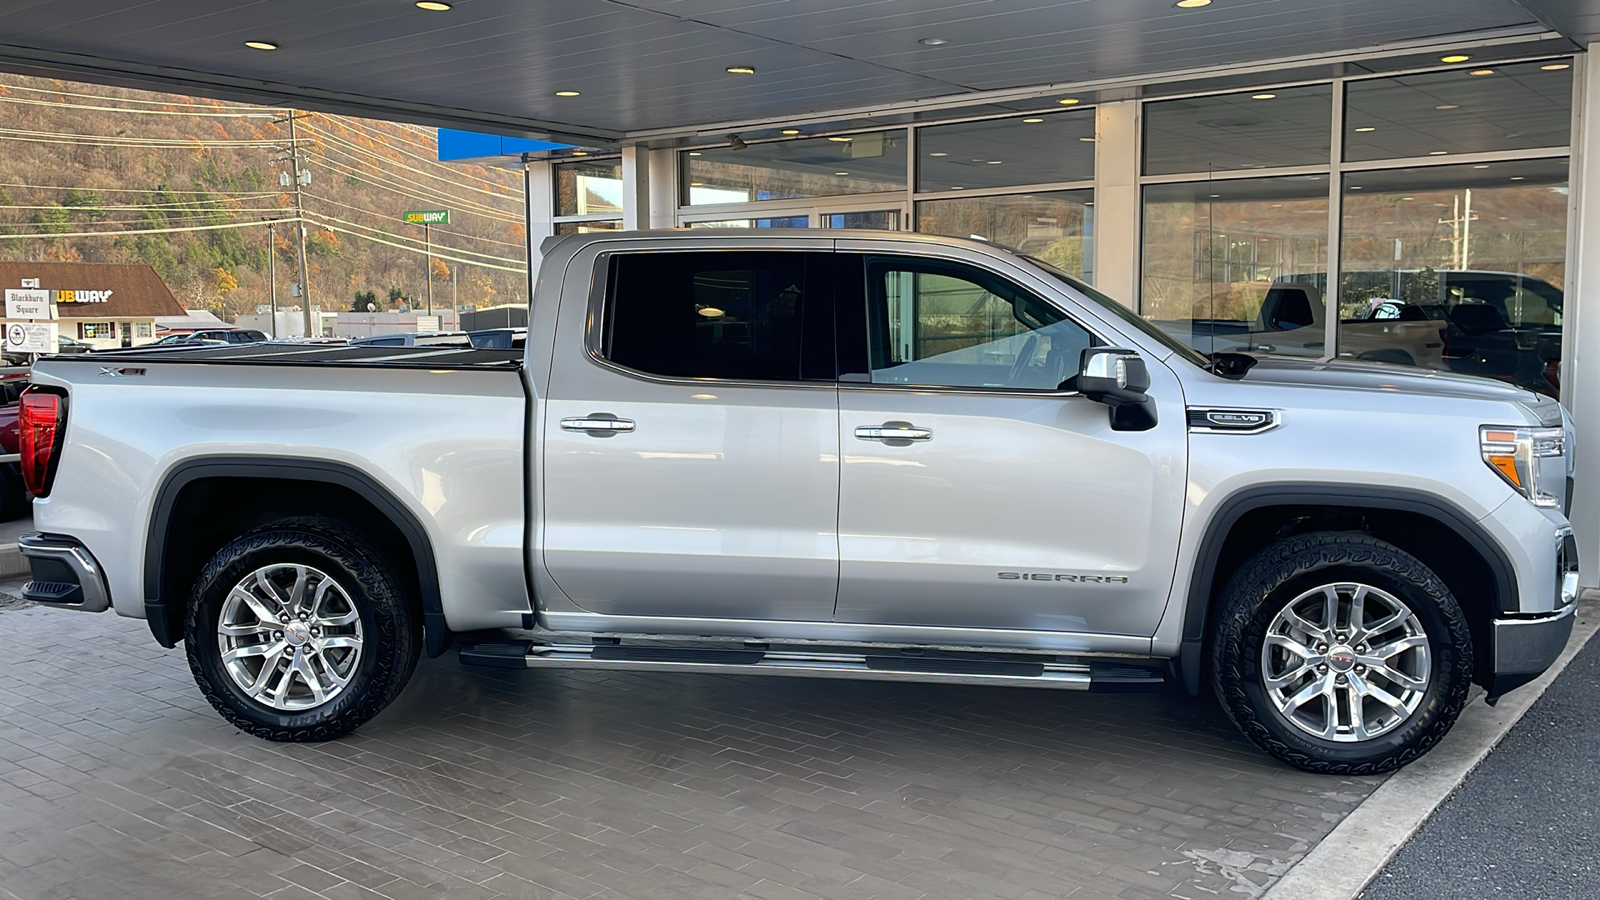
[144,456,450,656]
[1177,483,1518,693]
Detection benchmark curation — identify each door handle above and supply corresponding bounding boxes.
[855,422,932,442]
[561,415,636,436]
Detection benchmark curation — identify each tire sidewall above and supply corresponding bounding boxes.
[186,524,411,740]
[1216,537,1473,774]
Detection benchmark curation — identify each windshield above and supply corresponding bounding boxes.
[1021,255,1212,370]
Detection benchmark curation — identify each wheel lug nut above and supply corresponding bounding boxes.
[1336,673,1348,684]
[273,631,283,640]
[1317,663,1328,672]
[1355,665,1366,674]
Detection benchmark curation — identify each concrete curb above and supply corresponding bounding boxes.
[0,542,24,579]
[1261,595,1600,900]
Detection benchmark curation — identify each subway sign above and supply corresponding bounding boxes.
[56,289,113,303]
[403,209,450,225]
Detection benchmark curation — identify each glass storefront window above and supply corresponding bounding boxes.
[682,131,907,205]
[1141,176,1330,356]
[1344,60,1573,162]
[1143,85,1332,176]
[916,190,1093,281]
[687,216,810,228]
[917,111,1095,192]
[1337,159,1567,396]
[554,220,623,235]
[554,161,623,217]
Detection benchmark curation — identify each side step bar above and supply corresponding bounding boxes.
[458,639,1166,692]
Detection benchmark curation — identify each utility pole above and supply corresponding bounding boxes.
[424,222,434,320]
[284,111,313,337]
[264,218,278,338]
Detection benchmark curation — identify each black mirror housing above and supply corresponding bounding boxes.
[1066,348,1157,432]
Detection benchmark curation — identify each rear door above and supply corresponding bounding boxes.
[831,246,1187,637]
[541,245,842,622]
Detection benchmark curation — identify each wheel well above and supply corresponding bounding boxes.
[1196,504,1505,690]
[148,473,439,654]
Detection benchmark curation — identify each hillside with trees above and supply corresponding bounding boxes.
[0,75,528,320]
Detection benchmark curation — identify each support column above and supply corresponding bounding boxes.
[1093,99,1140,309]
[1565,48,1599,586]
[648,147,677,228]
[525,159,553,303]
[621,145,651,230]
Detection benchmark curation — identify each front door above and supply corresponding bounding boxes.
[832,249,1188,637]
[542,247,842,622]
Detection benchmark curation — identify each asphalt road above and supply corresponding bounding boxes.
[1362,628,1600,899]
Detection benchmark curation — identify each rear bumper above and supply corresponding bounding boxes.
[1487,602,1576,699]
[19,531,111,612]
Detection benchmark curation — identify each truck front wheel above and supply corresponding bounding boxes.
[1212,532,1472,774]
[184,519,421,741]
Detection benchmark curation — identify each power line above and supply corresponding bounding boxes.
[308,154,520,222]
[303,192,527,249]
[0,96,276,118]
[312,222,525,273]
[308,127,520,200]
[0,181,280,196]
[302,210,524,265]
[0,218,296,240]
[309,112,517,193]
[0,80,270,111]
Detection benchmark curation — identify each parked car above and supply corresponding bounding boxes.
[151,329,269,345]
[1155,282,1445,368]
[0,371,31,521]
[2,334,93,366]
[17,230,1579,775]
[348,331,473,348]
[467,327,526,350]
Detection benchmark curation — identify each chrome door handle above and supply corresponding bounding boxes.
[854,423,932,442]
[560,415,636,436]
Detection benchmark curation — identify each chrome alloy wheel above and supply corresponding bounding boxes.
[1260,582,1430,742]
[217,564,364,711]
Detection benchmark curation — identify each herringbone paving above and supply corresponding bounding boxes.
[0,601,1383,900]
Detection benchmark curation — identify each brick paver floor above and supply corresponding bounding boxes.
[0,601,1384,900]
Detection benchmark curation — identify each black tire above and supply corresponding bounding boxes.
[184,517,421,742]
[1212,532,1472,775]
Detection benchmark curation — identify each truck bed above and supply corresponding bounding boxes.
[81,343,524,369]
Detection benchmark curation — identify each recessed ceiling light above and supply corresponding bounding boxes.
[987,160,1003,164]
[1436,104,1459,110]
[555,90,580,97]
[1058,98,1081,105]
[1429,150,1448,155]
[1473,164,1490,169]
[780,129,800,135]
[1469,69,1495,76]
[929,151,948,156]
[1175,0,1212,7]
[1252,93,1277,100]
[571,151,588,156]
[1543,63,1571,71]
[1271,203,1284,207]
[1022,118,1044,123]
[1355,126,1376,132]
[415,1,452,9]
[827,136,853,142]
[244,40,278,50]
[918,37,949,46]
[1078,136,1096,142]
[1510,176,1525,180]
[950,186,964,190]
[834,171,849,175]
[725,65,756,75]
[1440,54,1470,63]
[1350,186,1363,190]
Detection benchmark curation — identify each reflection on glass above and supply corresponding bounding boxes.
[554,220,623,235]
[918,111,1095,191]
[687,216,810,228]
[1144,85,1331,176]
[1344,60,1572,162]
[822,210,900,229]
[1336,159,1567,396]
[555,161,623,217]
[1141,177,1329,356]
[682,131,907,205]
[916,190,1093,281]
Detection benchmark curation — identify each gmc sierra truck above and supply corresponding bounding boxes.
[17,230,1579,774]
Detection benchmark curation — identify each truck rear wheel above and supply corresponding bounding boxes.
[184,518,420,741]
[1212,532,1472,774]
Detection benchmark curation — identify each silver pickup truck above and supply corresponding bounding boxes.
[17,230,1579,774]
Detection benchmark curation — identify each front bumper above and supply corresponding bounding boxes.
[18,531,111,612]
[1487,602,1577,699]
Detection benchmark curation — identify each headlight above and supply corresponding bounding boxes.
[1481,425,1565,508]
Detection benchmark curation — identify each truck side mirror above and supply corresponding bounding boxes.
[1063,348,1158,432]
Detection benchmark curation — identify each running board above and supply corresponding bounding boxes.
[458,639,1166,692]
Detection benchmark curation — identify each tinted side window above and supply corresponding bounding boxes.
[856,255,1096,390]
[604,251,823,381]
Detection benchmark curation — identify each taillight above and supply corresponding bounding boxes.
[19,388,65,497]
